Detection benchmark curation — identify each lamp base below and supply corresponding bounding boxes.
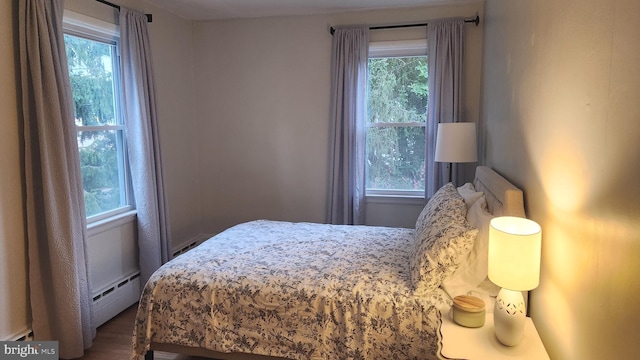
[493,288,526,346]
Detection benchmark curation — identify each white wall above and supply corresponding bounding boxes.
[192,2,484,234]
[143,2,203,251]
[192,14,332,234]
[86,219,139,292]
[481,0,640,358]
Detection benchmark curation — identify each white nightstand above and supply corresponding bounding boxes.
[439,308,549,359]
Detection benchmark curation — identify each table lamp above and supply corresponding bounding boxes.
[488,216,542,346]
[434,122,478,184]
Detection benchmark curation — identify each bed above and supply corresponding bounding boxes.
[131,166,525,360]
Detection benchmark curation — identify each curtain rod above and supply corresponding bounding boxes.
[329,14,479,35]
[95,0,153,22]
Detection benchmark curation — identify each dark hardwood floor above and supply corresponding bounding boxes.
[78,304,208,360]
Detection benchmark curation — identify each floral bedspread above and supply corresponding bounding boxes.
[131,220,450,360]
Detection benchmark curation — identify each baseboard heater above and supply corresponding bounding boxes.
[171,241,199,258]
[92,272,141,327]
[171,234,210,259]
[4,329,34,342]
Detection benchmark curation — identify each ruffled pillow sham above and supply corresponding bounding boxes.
[410,183,478,293]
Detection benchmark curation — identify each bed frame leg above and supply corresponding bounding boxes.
[145,350,154,360]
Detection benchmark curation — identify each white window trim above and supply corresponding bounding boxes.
[63,10,118,42]
[369,39,427,58]
[87,209,136,237]
[366,39,428,199]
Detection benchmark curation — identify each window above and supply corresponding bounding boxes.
[366,40,428,197]
[64,12,132,220]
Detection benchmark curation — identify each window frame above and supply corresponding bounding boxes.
[366,39,428,199]
[63,10,134,224]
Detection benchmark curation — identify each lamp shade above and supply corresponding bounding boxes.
[434,122,478,163]
[488,216,541,291]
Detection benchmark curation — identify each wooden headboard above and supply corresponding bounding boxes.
[473,166,526,218]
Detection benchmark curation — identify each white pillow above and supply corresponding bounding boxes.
[410,183,478,294]
[457,182,484,209]
[442,196,498,298]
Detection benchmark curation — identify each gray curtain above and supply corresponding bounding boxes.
[120,7,170,284]
[18,0,95,358]
[327,26,369,225]
[426,18,465,197]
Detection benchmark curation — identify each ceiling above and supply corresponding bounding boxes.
[147,0,468,21]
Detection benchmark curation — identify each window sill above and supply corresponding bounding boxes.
[365,195,426,206]
[87,210,137,237]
